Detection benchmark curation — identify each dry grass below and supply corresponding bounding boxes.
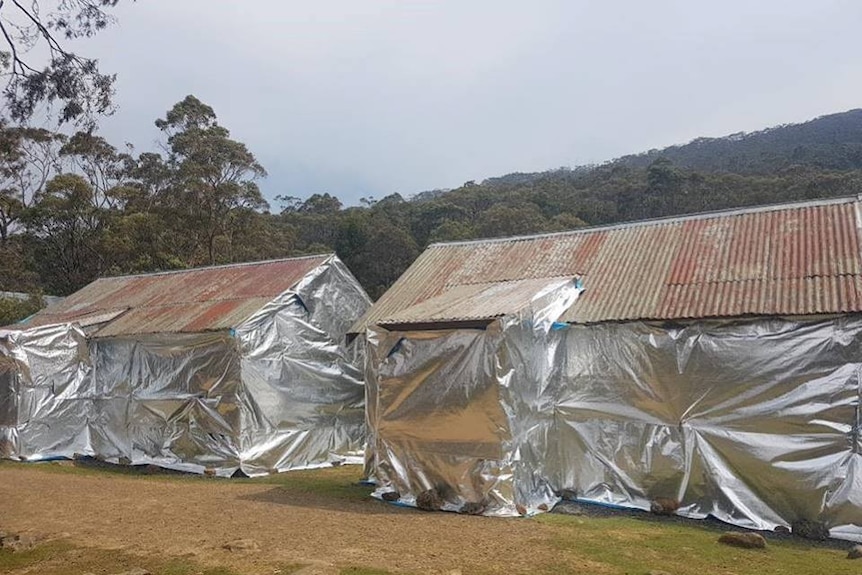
[0,460,857,574]
[0,540,243,574]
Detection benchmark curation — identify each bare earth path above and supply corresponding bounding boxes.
[0,463,565,574]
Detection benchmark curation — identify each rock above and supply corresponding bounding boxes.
[717,532,767,549]
[0,533,37,552]
[118,456,132,466]
[381,491,400,502]
[791,519,829,541]
[773,525,790,534]
[558,488,578,501]
[537,503,549,512]
[416,489,443,511]
[515,504,527,516]
[650,497,680,516]
[222,538,259,552]
[459,501,486,515]
[847,545,862,559]
[203,468,217,477]
[551,502,585,516]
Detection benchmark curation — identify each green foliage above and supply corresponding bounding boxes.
[299,192,343,214]
[22,173,109,294]
[4,107,862,302]
[0,1,126,126]
[0,293,44,326]
[616,108,862,174]
[155,95,269,265]
[0,239,39,291]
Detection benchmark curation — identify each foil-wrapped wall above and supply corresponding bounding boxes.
[0,258,370,476]
[0,324,92,460]
[365,281,581,515]
[365,286,862,539]
[553,318,862,541]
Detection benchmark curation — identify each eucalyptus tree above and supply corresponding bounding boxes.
[0,0,129,125]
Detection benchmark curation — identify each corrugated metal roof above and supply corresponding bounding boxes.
[352,196,862,330]
[378,277,573,326]
[23,255,332,337]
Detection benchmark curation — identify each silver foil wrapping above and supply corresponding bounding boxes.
[0,324,92,460]
[365,280,582,516]
[0,258,370,476]
[365,283,862,539]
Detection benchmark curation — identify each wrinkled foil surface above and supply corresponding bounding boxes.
[1,258,370,476]
[365,283,862,539]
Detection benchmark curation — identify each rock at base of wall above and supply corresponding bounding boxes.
[791,519,829,541]
[416,489,443,511]
[650,498,680,516]
[459,501,486,515]
[717,532,767,549]
[552,502,585,516]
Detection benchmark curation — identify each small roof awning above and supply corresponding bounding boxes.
[377,276,576,330]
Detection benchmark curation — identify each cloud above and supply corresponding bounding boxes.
[78,0,862,205]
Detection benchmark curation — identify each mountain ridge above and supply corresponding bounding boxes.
[463,108,862,194]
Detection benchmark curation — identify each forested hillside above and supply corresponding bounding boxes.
[616,109,862,173]
[3,106,862,325]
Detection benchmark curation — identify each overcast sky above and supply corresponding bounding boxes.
[79,0,862,206]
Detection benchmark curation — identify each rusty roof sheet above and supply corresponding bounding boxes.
[352,196,862,330]
[24,255,332,337]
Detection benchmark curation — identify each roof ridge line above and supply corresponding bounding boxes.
[92,253,334,281]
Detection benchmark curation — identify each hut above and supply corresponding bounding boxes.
[0,254,371,476]
[352,196,862,540]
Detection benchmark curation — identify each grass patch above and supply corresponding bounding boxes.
[534,513,855,575]
[0,540,76,571]
[0,538,242,575]
[0,459,373,505]
[251,466,370,500]
[274,563,308,574]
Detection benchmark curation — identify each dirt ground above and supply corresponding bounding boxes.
[0,462,567,574]
[0,461,858,575]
